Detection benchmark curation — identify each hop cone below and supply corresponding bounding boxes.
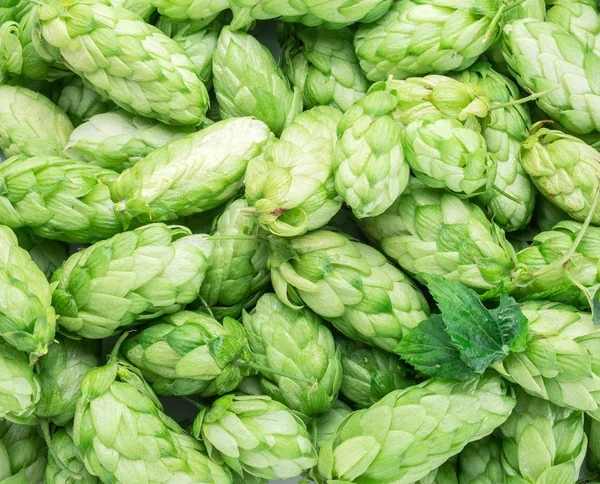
[309,400,352,450]
[45,425,99,484]
[452,60,536,231]
[402,112,489,195]
[268,229,430,352]
[245,106,342,236]
[0,84,72,158]
[0,340,40,424]
[243,293,343,416]
[228,0,392,30]
[195,394,317,480]
[0,0,28,23]
[65,111,194,172]
[37,0,210,125]
[492,300,600,418]
[458,436,506,484]
[589,418,600,473]
[360,177,516,292]
[35,336,101,425]
[111,117,271,227]
[333,87,408,218]
[419,462,458,484]
[354,0,506,81]
[0,420,46,483]
[535,194,570,232]
[52,76,116,127]
[0,156,120,244]
[199,199,270,316]
[150,0,228,22]
[499,388,586,482]
[521,125,600,225]
[51,224,213,339]
[74,354,232,483]
[282,25,369,112]
[546,0,600,55]
[317,374,516,483]
[336,334,414,408]
[122,311,250,396]
[108,0,155,19]
[14,230,68,281]
[212,27,302,136]
[502,19,600,134]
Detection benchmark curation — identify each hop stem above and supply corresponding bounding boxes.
[491,85,560,111]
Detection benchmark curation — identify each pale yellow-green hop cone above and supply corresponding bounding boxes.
[502,19,600,135]
[0,84,73,157]
[402,112,489,196]
[110,117,271,228]
[242,293,343,416]
[452,60,536,231]
[0,225,55,361]
[268,230,430,352]
[354,0,507,82]
[333,86,408,218]
[65,110,194,172]
[51,224,213,339]
[228,0,392,30]
[150,0,228,22]
[521,124,600,226]
[0,155,121,244]
[74,347,232,484]
[317,374,516,483]
[499,388,587,482]
[309,400,352,450]
[0,340,40,424]
[52,76,116,126]
[281,25,370,112]
[336,334,414,408]
[360,177,516,292]
[35,336,101,426]
[199,199,270,312]
[0,420,47,482]
[458,436,506,484]
[36,0,210,126]
[194,394,317,480]
[245,106,342,237]
[213,27,302,136]
[107,0,155,19]
[45,424,99,484]
[546,0,600,55]
[14,229,68,280]
[121,311,251,397]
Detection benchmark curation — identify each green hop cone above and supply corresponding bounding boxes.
[309,400,352,450]
[194,394,317,480]
[245,106,342,236]
[0,225,55,361]
[502,19,600,135]
[546,0,600,55]
[213,27,302,136]
[35,336,101,426]
[418,462,458,484]
[14,230,68,281]
[199,199,270,316]
[150,0,228,22]
[492,300,600,418]
[317,374,515,483]
[52,76,116,127]
[0,0,28,23]
[589,417,600,473]
[122,311,250,396]
[37,0,210,126]
[354,0,506,82]
[499,388,587,482]
[0,84,73,158]
[0,420,46,483]
[111,117,271,227]
[51,223,213,339]
[65,111,194,172]
[521,124,600,225]
[268,230,430,352]
[402,112,489,196]
[45,424,99,484]
[360,177,516,292]
[74,350,232,483]
[452,60,536,231]
[0,340,40,424]
[281,25,369,112]
[333,86,408,218]
[535,194,570,232]
[242,293,343,416]
[336,334,414,408]
[0,155,120,244]
[107,0,155,19]
[458,436,506,484]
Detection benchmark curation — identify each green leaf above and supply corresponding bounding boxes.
[420,274,529,374]
[395,315,476,380]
